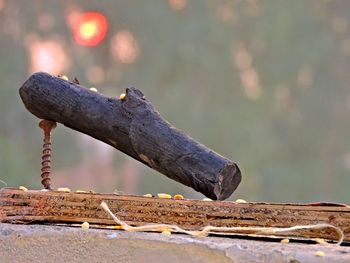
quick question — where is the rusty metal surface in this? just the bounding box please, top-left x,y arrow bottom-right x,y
38,120 -> 57,190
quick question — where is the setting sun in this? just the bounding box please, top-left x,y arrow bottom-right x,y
72,12 -> 108,46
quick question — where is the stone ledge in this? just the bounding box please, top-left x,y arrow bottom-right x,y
0,223 -> 349,263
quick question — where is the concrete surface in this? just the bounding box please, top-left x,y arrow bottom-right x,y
0,223 -> 349,263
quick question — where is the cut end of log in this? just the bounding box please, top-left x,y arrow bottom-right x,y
215,163 -> 241,200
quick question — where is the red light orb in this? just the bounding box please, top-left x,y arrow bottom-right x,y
72,12 -> 108,47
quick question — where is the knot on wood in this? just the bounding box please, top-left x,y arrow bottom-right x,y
120,87 -> 155,121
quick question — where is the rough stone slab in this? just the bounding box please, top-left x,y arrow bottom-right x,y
0,223 -> 349,263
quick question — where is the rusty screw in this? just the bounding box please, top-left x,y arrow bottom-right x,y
39,120 -> 57,190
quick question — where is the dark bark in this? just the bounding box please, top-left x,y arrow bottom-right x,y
19,72 -> 241,200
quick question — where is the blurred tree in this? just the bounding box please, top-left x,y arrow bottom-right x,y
0,0 -> 349,203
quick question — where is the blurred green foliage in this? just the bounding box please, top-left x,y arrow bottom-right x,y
0,0 -> 350,203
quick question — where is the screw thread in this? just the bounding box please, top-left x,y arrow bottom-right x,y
41,136 -> 52,189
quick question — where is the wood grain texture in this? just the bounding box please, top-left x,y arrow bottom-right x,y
1,189 -> 349,242
19,72 -> 241,200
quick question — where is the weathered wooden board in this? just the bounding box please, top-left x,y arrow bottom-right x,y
0,188 -> 349,242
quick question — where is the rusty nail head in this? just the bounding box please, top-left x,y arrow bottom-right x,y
39,120 -> 57,135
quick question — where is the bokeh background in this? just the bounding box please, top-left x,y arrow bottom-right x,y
1,0 -> 350,203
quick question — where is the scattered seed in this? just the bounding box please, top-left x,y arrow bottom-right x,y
143,193 -> 153,197
314,238 -> 328,245
59,75 -> 69,81
75,190 -> 88,193
235,199 -> 247,203
113,190 -> 124,195
157,193 -> 172,199
173,194 -> 184,200
18,186 -> 28,191
41,189 -> 49,192
81,222 -> 90,230
161,229 -> 171,235
202,198 -> 212,201
314,251 -> 325,257
107,233 -> 118,239
90,87 -> 98,92
280,239 -> 289,244
57,187 -> 71,192
119,93 -> 126,100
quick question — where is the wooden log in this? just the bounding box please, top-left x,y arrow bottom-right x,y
1,189 -> 349,242
19,72 -> 241,200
